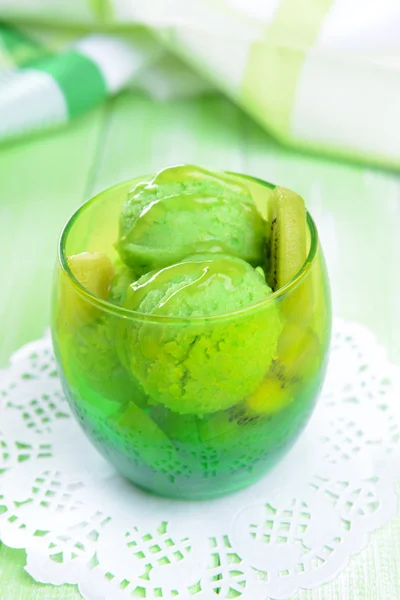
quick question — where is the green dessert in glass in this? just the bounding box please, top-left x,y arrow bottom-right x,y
52,165 -> 331,499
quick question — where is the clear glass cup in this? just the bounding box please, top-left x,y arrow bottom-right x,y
51,173 -> 331,500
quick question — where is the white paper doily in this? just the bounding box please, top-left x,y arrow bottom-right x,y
1,318 -> 400,600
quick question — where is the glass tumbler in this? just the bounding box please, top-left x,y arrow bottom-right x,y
51,173 -> 331,500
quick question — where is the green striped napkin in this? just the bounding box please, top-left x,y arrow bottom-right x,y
0,1 -> 399,169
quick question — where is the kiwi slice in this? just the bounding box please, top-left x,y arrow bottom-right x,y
68,252 -> 115,299
198,398 -> 295,476
198,403 -> 262,449
267,187 -> 307,292
60,252 -> 115,327
245,323 -> 321,416
245,374 -> 293,416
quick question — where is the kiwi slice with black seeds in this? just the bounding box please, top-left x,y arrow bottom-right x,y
266,187 -> 307,292
245,324 -> 321,416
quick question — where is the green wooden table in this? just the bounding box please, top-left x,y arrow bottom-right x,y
1,91 -> 400,599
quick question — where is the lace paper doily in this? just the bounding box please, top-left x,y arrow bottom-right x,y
1,319 -> 399,600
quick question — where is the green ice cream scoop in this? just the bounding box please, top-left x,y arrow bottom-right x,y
117,164 -> 266,276
118,254 -> 281,416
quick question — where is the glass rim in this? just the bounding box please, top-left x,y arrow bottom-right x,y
58,171 -> 319,324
